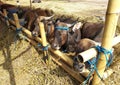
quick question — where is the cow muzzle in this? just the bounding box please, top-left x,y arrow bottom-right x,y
73,56 -> 85,72
32,31 -> 39,37
51,43 -> 61,50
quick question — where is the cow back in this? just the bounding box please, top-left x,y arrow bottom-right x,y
81,22 -> 104,40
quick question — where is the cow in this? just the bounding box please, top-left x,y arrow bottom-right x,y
51,19 -> 82,52
23,8 -> 54,31
31,15 -> 55,44
0,3 -> 26,21
81,22 -> 104,42
51,20 -> 104,52
73,38 -> 97,80
75,38 -> 97,53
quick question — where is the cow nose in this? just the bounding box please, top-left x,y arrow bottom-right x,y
52,43 -> 60,50
32,31 -> 38,37
73,62 -> 85,72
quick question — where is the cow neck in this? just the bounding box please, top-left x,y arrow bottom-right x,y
47,24 -> 53,36
63,31 -> 70,49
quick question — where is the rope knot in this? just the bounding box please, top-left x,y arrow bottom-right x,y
95,45 -> 113,67
16,28 -> 22,33
5,16 -> 9,20
95,45 -> 112,54
37,43 -> 49,51
42,44 -> 49,51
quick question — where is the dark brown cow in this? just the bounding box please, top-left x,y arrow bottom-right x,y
23,10 -> 37,31
81,22 -> 104,42
73,38 -> 97,74
23,8 -> 54,31
51,20 -> 82,52
31,15 -> 55,45
51,21 -> 104,52
0,3 -> 26,20
75,38 -> 96,53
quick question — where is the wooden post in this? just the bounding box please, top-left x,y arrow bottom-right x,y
30,0 -> 32,9
13,13 -> 21,30
92,0 -> 120,85
3,9 -> 10,26
38,21 -> 50,63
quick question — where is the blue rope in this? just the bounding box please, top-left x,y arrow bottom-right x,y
55,26 -> 69,30
13,28 -> 22,50
42,44 -> 49,51
7,9 -> 18,13
5,16 -> 9,20
16,28 -> 22,34
95,45 -> 113,68
83,45 -> 113,85
37,43 -> 49,51
37,43 -> 42,47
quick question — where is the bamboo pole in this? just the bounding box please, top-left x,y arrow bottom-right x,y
3,9 -> 10,26
30,0 -> 32,9
38,21 -> 50,63
92,0 -> 120,85
102,68 -> 113,80
77,34 -> 120,63
13,13 -> 21,30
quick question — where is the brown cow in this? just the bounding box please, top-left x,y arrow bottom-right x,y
51,20 -> 82,52
32,16 -> 55,44
0,3 -> 26,20
75,38 -> 96,53
81,22 -> 104,42
73,38 -> 97,74
23,8 -> 54,31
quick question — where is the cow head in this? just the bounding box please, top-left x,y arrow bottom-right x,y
51,19 -> 69,50
32,15 -> 54,37
73,38 -> 96,72
73,56 -> 85,72
51,20 -> 82,51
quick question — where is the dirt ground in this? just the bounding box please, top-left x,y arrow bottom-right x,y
0,0 -> 120,85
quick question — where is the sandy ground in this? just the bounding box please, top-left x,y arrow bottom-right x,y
0,0 -> 120,85
3,0 -> 109,21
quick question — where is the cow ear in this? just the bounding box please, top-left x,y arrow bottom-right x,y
55,19 -> 60,24
34,13 -> 38,18
75,37 -> 80,43
74,30 -> 81,43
